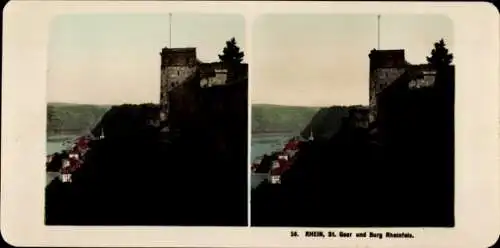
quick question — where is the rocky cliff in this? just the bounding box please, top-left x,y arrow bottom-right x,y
299,105 -> 368,141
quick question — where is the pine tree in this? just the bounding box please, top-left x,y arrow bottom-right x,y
426,39 -> 453,69
218,37 -> 244,66
426,39 -> 454,98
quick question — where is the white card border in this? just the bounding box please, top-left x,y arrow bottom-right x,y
1,1 -> 499,247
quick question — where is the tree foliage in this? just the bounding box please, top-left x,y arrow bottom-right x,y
426,39 -> 453,69
218,37 -> 244,66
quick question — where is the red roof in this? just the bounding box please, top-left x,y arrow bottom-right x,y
270,159 -> 291,175
61,166 -> 72,174
284,140 -> 300,151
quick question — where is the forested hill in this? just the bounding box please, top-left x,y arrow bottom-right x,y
47,102 -> 326,136
251,104 -> 367,139
251,104 -> 320,134
47,103 -> 111,136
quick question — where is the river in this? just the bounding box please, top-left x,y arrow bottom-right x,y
46,134 -> 78,154
46,135 -> 77,185
250,132 -> 295,162
250,132 -> 296,188
47,133 -> 294,159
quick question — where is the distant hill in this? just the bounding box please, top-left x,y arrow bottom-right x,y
47,102 -> 111,136
47,102 -> 327,137
251,104 -> 320,134
252,104 -> 369,140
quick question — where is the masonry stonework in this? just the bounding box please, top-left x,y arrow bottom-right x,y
160,48 -> 198,111
369,68 -> 406,122
163,66 -> 198,90
408,67 -> 436,89
160,47 -> 248,114
200,69 -> 228,87
368,49 -> 437,123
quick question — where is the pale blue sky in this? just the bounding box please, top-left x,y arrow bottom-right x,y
252,14 -> 453,107
47,14 -> 245,104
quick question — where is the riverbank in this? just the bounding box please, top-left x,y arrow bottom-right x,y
251,132 -> 294,162
47,134 -> 79,141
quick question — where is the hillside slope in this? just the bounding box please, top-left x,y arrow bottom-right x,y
300,105 -> 367,140
47,103 -> 113,135
251,104 -> 320,134
48,103 -> 321,135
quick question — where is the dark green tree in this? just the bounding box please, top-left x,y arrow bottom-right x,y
218,37 -> 244,66
426,38 -> 455,94
426,39 -> 453,69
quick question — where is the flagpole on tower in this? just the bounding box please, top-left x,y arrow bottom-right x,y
377,14 -> 381,50
169,13 -> 172,48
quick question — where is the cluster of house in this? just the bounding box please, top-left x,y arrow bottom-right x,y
46,134 -> 96,183
252,133 -> 314,185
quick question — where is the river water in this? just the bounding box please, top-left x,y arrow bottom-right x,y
46,135 -> 77,185
250,132 -> 295,188
46,134 -> 77,154
250,132 -> 294,162
47,133 -> 293,159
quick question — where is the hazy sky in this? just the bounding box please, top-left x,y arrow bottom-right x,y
252,14 -> 453,107
47,14 -> 245,105
47,14 -> 452,106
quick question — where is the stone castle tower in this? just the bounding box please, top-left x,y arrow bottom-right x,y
160,47 -> 198,112
368,49 -> 438,123
368,49 -> 407,122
